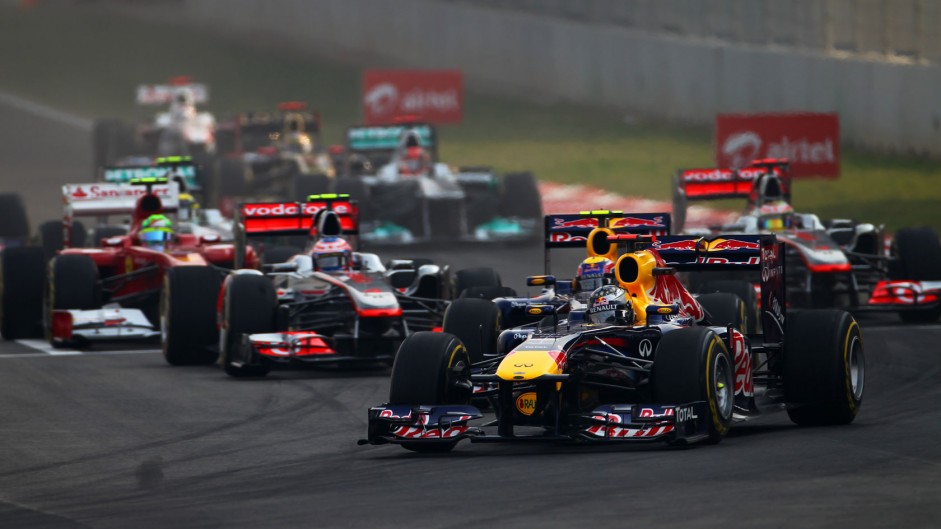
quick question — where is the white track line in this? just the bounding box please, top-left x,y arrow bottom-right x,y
9,339 -> 160,358
0,90 -> 93,131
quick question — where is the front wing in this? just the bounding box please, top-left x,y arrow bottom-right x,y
360,402 -> 712,448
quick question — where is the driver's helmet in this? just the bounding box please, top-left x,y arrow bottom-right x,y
139,214 -> 175,251
575,256 -> 614,294
587,285 -> 634,325
757,200 -> 795,231
398,146 -> 430,175
283,131 -> 313,155
310,236 -> 353,272
347,154 -> 374,177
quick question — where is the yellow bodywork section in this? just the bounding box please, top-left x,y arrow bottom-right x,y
614,251 -> 658,326
496,350 -> 564,381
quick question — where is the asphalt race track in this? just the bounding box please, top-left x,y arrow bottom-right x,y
2,98 -> 941,528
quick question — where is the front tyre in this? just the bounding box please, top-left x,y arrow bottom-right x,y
221,274 -> 275,377
784,310 -> 864,426
652,327 -> 734,445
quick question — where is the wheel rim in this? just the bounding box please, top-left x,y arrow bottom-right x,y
712,352 -> 734,420
847,335 -> 864,401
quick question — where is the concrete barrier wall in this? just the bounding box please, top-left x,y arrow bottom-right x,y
183,0 -> 941,157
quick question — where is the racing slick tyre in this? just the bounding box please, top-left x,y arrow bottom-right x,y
389,332 -> 472,453
0,193 -> 30,242
261,245 -> 299,265
652,327 -> 734,445
47,254 -> 100,345
92,119 -> 136,171
218,158 -> 250,198
221,273 -> 275,377
459,285 -> 517,300
891,227 -> 941,322
161,266 -> 222,366
292,173 -> 331,201
499,172 -> 542,223
443,298 -> 502,363
698,280 -> 758,334
784,310 -> 864,426
453,267 -> 502,298
39,220 -> 87,261
1,247 -> 46,340
697,292 -> 748,333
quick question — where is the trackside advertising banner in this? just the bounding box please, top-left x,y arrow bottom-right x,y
362,69 -> 463,125
715,113 -> 840,178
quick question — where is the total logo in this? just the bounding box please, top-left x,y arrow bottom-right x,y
723,131 -> 836,167
242,203 -> 350,217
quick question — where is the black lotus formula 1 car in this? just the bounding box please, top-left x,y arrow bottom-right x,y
361,213 -> 865,452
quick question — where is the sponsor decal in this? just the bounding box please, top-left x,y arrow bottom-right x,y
530,277 -> 545,285
515,392 -> 538,416
551,217 -> 599,230
708,238 -> 761,251
528,307 -> 543,315
609,216 -> 665,228
67,184 -> 173,201
656,307 -> 673,314
715,113 -> 840,178
653,239 -> 699,251
731,330 -> 754,397
585,408 -> 675,438
379,409 -> 472,439
549,232 -> 588,243
638,338 -> 653,358
681,169 -> 737,182
362,69 -> 463,125
676,406 -> 699,422
241,202 -> 351,217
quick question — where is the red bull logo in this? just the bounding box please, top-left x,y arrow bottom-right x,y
609,216 -> 665,228
653,239 -> 698,251
708,238 -> 761,251
551,217 -> 598,230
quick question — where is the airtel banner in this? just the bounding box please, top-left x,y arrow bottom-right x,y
362,69 -> 463,125
715,113 -> 840,178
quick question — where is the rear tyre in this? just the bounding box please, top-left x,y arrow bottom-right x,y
784,310 -> 864,426
221,274 -> 275,377
292,173 -> 331,201
389,332 -> 471,453
459,285 -> 517,300
39,220 -> 87,261
1,247 -> 46,339
697,292 -> 747,332
652,327 -> 734,445
699,280 -> 758,333
892,227 -> 941,322
453,267 -> 501,298
443,298 -> 502,363
161,267 -> 222,366
499,172 -> 541,221
0,193 -> 30,242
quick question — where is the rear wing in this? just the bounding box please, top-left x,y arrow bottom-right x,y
136,83 -> 208,105
672,158 -> 791,231
226,104 -> 323,153
233,195 -> 359,269
543,210 -> 670,275
102,159 -> 201,191
344,123 -> 438,168
650,234 -> 786,342
63,181 -> 180,217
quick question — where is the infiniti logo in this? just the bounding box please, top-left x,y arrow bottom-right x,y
638,339 -> 653,358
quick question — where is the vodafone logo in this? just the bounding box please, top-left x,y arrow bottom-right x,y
363,83 -> 398,116
242,203 -> 350,217
722,131 -> 763,169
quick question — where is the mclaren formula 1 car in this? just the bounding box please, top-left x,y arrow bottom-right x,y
332,122 -> 542,244
361,213 -> 865,452
173,195 -> 490,377
0,176 -> 257,347
672,158 -> 941,322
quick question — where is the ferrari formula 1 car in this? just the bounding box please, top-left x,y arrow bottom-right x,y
188,194 -> 490,377
333,122 -> 542,244
672,158 -> 941,322
361,213 -> 865,452
0,176 -> 257,348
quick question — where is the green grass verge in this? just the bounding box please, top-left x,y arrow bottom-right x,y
1,4 -> 938,232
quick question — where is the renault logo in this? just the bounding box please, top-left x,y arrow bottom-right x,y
638,339 -> 653,358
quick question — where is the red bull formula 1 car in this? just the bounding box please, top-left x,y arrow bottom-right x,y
360,212 -> 865,452
672,158 -> 941,322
